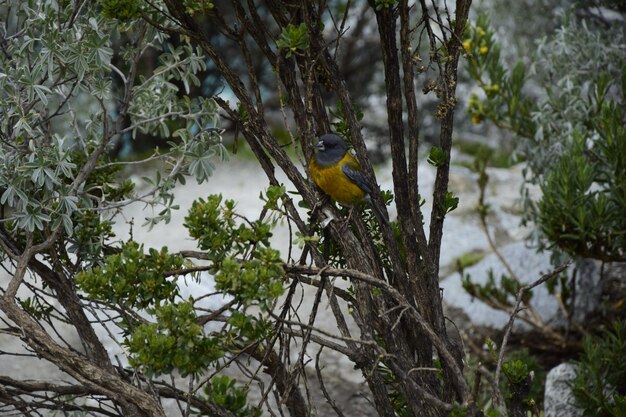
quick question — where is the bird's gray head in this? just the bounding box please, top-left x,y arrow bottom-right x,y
313,134 -> 348,166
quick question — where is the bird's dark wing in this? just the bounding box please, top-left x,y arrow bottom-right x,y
341,163 -> 372,195
342,159 -> 390,225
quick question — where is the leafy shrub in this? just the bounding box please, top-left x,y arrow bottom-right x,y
572,321 -> 626,417
464,10 -> 626,261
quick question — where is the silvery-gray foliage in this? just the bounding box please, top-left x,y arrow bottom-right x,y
0,0 -> 224,237
515,11 -> 626,258
0,1 -> 230,415
517,11 -> 626,179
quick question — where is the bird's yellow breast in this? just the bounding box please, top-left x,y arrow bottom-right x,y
309,153 -> 366,205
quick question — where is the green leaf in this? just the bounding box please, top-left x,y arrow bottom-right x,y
263,185 -> 286,210
427,146 -> 447,167
443,191 -> 459,214
33,84 -> 52,105
510,61 -> 526,94
276,23 -> 309,57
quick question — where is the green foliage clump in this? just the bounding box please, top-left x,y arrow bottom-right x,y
330,100 -> 364,140
453,251 -> 486,274
261,184 -> 287,212
503,357 -> 531,384
76,191 -> 286,380
374,0 -> 399,10
415,147 -> 460,213
183,0 -> 214,16
501,349 -> 545,414
216,250 -> 284,308
204,375 -> 261,417
1,139 -> 77,234
276,23 -> 309,57
572,321 -> 626,417
463,14 -> 534,136
19,297 -> 54,320
448,404 -> 469,417
468,343 -> 544,416
375,363 -> 413,417
69,210 -> 116,264
427,146 -> 448,167
76,241 -> 183,309
185,195 -> 273,261
126,301 -> 223,377
99,0 -> 142,21
444,191 -> 460,214
185,194 -> 284,308
538,92 -> 626,261
463,270 -> 531,307
227,310 -> 274,343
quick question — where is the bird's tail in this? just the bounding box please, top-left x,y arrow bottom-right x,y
365,195 -> 390,227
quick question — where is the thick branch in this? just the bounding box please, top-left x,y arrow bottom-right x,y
0,299 -> 166,417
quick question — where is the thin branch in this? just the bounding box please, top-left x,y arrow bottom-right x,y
287,273 -> 355,304
315,346 -> 347,417
285,263 -> 469,398
478,365 -> 507,416
494,260 -> 573,388
0,376 -> 97,396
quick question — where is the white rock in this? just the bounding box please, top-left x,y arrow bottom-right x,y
544,363 -> 584,417
440,241 -> 601,330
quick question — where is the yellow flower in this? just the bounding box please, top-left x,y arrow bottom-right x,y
463,40 -> 472,52
479,46 -> 489,55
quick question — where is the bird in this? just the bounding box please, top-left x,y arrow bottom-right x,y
309,133 -> 389,226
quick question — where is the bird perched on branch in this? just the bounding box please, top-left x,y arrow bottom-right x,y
309,133 -> 389,226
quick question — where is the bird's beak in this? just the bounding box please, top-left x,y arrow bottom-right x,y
313,140 -> 325,152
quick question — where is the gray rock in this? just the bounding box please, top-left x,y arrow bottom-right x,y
570,259 -> 604,323
440,241 -> 602,331
544,363 -> 584,417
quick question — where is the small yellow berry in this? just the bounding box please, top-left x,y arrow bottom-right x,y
479,46 -> 489,55
463,40 -> 472,52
